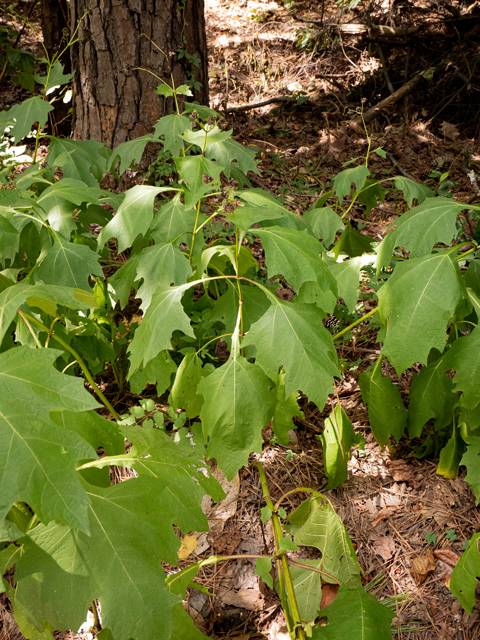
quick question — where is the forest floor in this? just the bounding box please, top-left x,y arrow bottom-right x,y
1,0 -> 480,639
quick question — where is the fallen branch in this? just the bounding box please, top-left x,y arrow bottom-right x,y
222,95 -> 298,113
385,152 -> 418,182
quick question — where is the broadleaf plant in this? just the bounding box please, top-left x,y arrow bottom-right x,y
1,62 -> 480,640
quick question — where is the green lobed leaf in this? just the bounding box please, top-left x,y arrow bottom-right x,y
34,61 -> 73,88
376,198 -> 472,272
253,226 -> 335,293
332,221 -> 374,259
450,532 -> 480,614
303,205 -> 344,247
128,350 -> 177,396
183,101 -> 219,120
255,557 -> 273,589
170,353 -> 209,419
149,192 -> 197,244
107,256 -> 140,308
227,206 -> 288,231
359,359 -> 407,446
286,496 -> 361,588
98,185 -> 175,253
7,97 -> 54,143
286,559 -> 323,622
407,355 -> 457,438
0,347 -> 99,532
198,326 -> 276,480
328,256 -> 365,311
437,423 -> 465,479
35,236 -> 103,289
127,282 -> 196,374
358,179 -> 385,217
333,165 -> 370,203
392,176 -> 434,208
205,135 -> 260,178
174,155 -> 222,208
378,251 -> 468,375
153,114 -> 191,156
49,409 -> 124,456
109,134 -> 155,175
181,125 -> 232,148
38,195 -> 77,239
311,585 -> 395,639
47,138 -> 111,188
321,405 -> 365,489
243,299 -> 339,409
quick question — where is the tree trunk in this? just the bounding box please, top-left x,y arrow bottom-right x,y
70,0 -> 208,147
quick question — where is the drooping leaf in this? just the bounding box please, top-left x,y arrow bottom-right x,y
253,226 -> 335,293
174,155 -> 222,208
36,179 -> 107,207
107,256 -> 140,308
459,436 -> 480,504
198,326 -> 276,480
170,353 -> 209,418
378,251 -> 467,375
134,241 -> 193,310
358,179 -> 385,217
0,347 -> 98,532
437,423 -> 465,479
128,282 -> 196,374
271,370 -> 303,445
0,283 -> 97,344
408,356 -> 457,438
181,125 -> 231,149
255,557 -> 273,589
377,198 -> 472,271
38,195 -> 77,239
450,532 -> 480,614
204,135 -> 260,177
98,185 -> 174,253
332,221 -> 374,259
128,350 -> 177,396
243,299 -> 339,409
444,327 -> 480,410
227,206 -> 289,231
35,236 -> 102,289
286,496 -> 361,588
321,405 -> 365,489
311,585 -> 395,639
153,114 -> 191,156
328,256 -> 365,311
7,97 -> 54,143
294,280 -> 336,315
303,205 -> 344,247
286,559 -> 323,622
49,409 -> 124,456
359,360 -> 407,446
34,61 -> 73,88
393,176 -> 434,207
109,134 -> 155,174
183,101 -> 219,120
333,165 -> 370,203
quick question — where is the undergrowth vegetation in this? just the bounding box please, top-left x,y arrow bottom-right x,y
1,52 -> 480,640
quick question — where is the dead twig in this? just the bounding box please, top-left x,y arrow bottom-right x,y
222,95 -> 298,113
385,152 -> 418,182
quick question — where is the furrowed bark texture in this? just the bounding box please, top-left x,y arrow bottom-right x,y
70,0 -> 208,147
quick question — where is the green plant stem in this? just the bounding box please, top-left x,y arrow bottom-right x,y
333,306 -> 379,341
274,487 -> 323,511
256,462 -> 305,640
195,333 -> 233,356
91,600 -> 101,630
17,310 -> 43,348
22,311 -> 121,421
189,197 -> 203,261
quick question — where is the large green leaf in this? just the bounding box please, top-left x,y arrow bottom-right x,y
0,348 -> 98,532
13,479 -> 182,638
135,242 -> 193,310
204,135 -> 260,178
311,585 -> 395,639
36,178 -> 108,208
198,328 -> 276,479
287,559 -> 323,622
286,496 -> 361,588
35,236 -> 103,289
38,195 -> 77,239
0,283 -> 97,344
170,353 -> 208,418
444,327 -> 480,410
98,185 -> 174,253
377,198 -> 472,271
109,134 -> 155,174
6,97 -> 54,144
328,256 -> 365,311
321,405 -> 365,489
450,532 -> 480,614
332,221 -> 374,259
392,176 -> 434,207
378,251 -> 467,374
333,165 -> 369,203
128,282 -> 196,374
150,192 -> 197,244
242,299 -> 339,409
271,370 -> 303,445
359,360 -> 407,446
128,350 -> 177,396
253,226 -> 335,293
47,138 -> 111,188
408,355 -> 457,437
50,409 -> 124,456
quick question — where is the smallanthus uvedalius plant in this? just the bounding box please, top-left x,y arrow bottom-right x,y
1,66 -> 480,639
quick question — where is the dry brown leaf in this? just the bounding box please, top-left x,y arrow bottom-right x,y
387,459 -> 415,483
410,550 -> 436,585
220,587 -> 265,611
177,533 -> 197,560
439,121 -> 460,140
375,535 -> 396,562
433,547 -> 461,568
319,583 -> 339,610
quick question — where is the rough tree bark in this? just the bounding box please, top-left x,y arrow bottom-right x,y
70,0 -> 208,147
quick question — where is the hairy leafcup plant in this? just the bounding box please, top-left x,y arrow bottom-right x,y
1,67 -> 480,639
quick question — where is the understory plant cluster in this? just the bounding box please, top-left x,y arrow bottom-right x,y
1,59 -> 480,640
